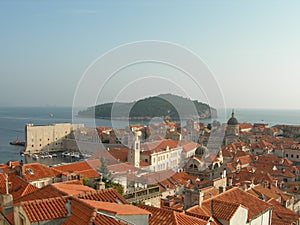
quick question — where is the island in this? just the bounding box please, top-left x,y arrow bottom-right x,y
78,93 -> 217,120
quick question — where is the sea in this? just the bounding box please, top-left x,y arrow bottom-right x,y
0,106 -> 299,164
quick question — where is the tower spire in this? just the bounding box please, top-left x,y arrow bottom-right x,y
232,109 -> 235,118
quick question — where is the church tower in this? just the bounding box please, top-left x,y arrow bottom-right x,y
226,110 -> 239,136
128,133 -> 140,168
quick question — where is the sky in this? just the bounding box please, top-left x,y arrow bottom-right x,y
0,1 -> 300,109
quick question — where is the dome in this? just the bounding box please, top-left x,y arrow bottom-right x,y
227,111 -> 238,125
195,146 -> 208,156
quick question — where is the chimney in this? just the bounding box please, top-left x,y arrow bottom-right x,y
198,189 -> 204,207
228,177 -> 233,187
222,168 -> 227,178
65,195 -> 72,217
210,200 -> 214,216
96,181 -> 105,190
78,174 -> 83,184
273,180 -> 278,187
183,188 -> 192,210
21,163 -> 26,176
0,175 -> 13,215
219,186 -> 225,194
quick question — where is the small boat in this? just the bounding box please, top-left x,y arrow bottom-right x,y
51,153 -> 57,157
45,154 -> 52,158
32,154 -> 39,160
81,153 -> 91,159
10,136 -> 25,146
62,152 -> 70,157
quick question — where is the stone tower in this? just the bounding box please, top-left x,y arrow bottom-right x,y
128,134 -> 140,168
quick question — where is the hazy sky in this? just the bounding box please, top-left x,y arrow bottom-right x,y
0,1 -> 299,109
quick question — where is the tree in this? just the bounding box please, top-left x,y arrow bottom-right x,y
105,181 -> 124,195
98,156 -> 111,180
82,176 -> 89,186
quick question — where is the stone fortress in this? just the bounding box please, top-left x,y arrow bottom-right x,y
24,123 -> 84,154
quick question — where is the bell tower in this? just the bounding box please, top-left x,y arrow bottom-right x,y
128,133 -> 140,168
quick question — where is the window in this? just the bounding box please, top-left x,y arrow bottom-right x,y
286,154 -> 289,157
39,144 -> 41,147
297,155 -> 299,159
291,154 -> 294,158
32,145 -> 34,147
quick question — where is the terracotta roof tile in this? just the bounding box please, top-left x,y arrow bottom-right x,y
51,182 -> 95,196
139,204 -> 208,225
82,199 -> 150,215
61,197 -> 123,225
53,160 -> 100,178
188,187 -> 272,221
14,184 -> 62,203
78,188 -> 127,204
21,163 -> 60,181
14,181 -> 95,203
20,197 -> 67,222
210,200 -> 241,221
268,198 -> 300,224
0,172 -> 38,199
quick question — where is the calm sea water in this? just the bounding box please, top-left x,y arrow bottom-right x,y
0,107 -> 299,164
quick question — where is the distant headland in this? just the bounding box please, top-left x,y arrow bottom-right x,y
78,93 -> 217,120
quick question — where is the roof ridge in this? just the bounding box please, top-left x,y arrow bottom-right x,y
202,187 -> 239,203
173,210 -> 179,225
21,196 -> 66,205
212,199 -> 240,207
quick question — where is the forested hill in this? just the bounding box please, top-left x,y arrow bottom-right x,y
78,94 -> 217,120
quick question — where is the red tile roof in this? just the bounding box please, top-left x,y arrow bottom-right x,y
20,197 -> 67,222
82,199 -> 150,215
139,204 -> 208,225
21,163 -> 60,181
51,182 -> 96,196
141,139 -> 180,155
0,172 -> 38,199
187,187 -> 272,222
108,146 -> 129,162
268,198 -> 300,225
61,197 -> 124,225
107,162 -> 136,174
78,188 -> 127,204
210,200 -> 242,221
14,181 -> 94,203
53,160 -> 99,178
